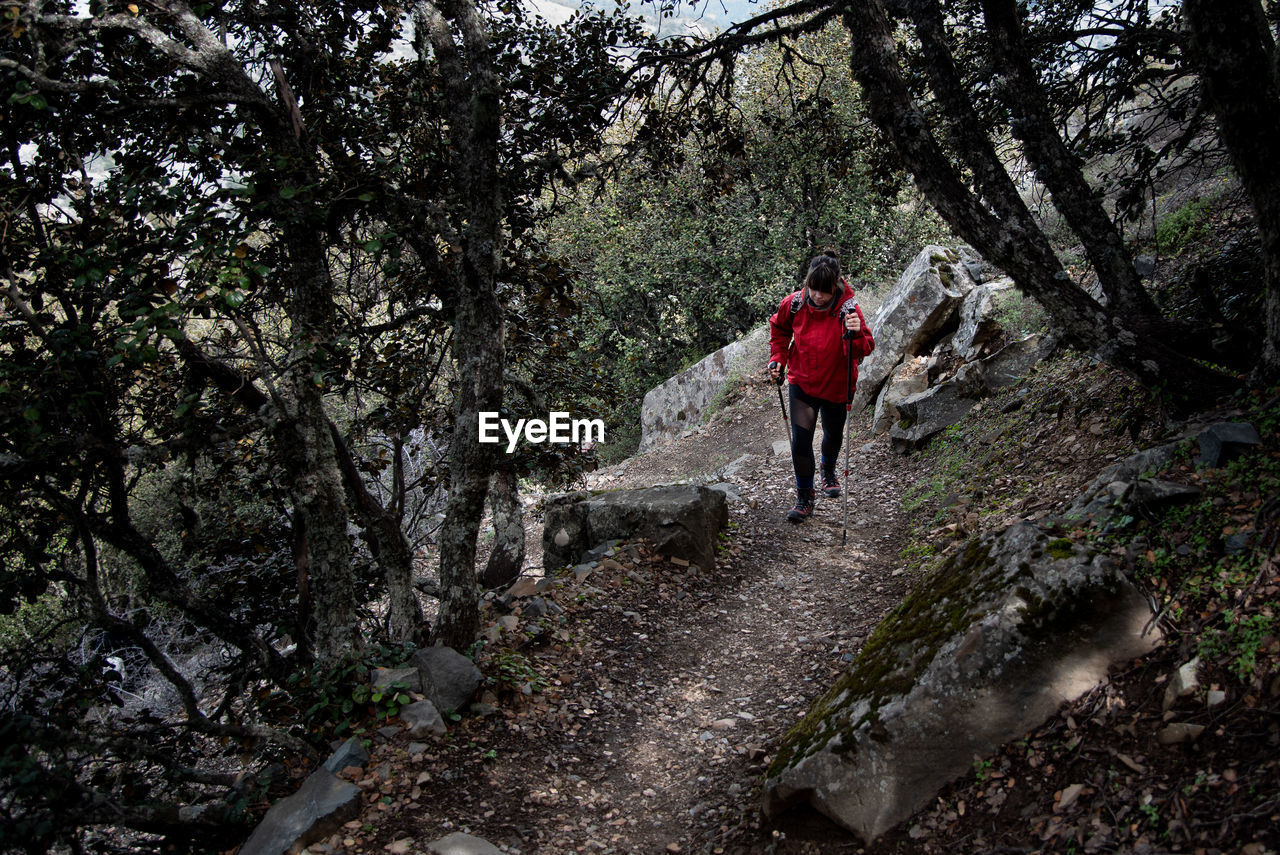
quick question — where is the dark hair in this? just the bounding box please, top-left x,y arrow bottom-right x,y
804,254 -> 841,294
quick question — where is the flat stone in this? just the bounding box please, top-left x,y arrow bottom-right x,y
763,521 -> 1159,844
1162,658 -> 1200,712
1158,722 -> 1205,745
239,770 -> 361,855
425,832 -> 505,855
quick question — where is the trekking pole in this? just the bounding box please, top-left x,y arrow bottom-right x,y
842,310 -> 858,547
770,362 -> 787,424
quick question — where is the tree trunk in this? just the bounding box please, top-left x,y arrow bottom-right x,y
977,0 -> 1161,321
417,0 -> 507,649
1182,0 -> 1280,383
329,424 -> 423,644
842,0 -> 1233,408
283,228 -> 359,664
480,462 -> 525,590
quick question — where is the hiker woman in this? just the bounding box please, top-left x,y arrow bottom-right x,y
768,253 -> 875,523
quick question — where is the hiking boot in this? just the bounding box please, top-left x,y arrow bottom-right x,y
786,489 -> 816,524
821,469 -> 841,499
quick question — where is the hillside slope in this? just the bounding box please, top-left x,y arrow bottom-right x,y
327,352 -> 1278,855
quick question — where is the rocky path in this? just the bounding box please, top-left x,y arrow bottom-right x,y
557,391 -> 923,853
334,383 -> 929,855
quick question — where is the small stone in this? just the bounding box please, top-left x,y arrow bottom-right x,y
1162,658 -> 1200,711
426,832 -> 505,855
1206,690 -> 1227,708
710,718 -> 737,731
386,840 -> 413,854
1158,723 -> 1205,745
1057,783 -> 1086,811
772,439 -> 790,458
497,615 -> 519,632
401,700 -> 447,738
554,527 -> 571,548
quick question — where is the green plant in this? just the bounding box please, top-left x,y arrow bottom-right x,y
1155,196 -> 1215,256
287,643 -> 419,739
487,649 -> 548,695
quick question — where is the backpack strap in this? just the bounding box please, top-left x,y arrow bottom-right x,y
790,292 -> 804,315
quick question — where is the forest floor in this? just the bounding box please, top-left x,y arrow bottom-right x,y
307,353 -> 1280,855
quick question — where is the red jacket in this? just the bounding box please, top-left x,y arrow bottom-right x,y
769,281 -> 875,404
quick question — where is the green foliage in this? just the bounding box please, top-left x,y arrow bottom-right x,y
285,643 -> 419,740
1155,196 -> 1216,256
545,23 -> 950,456
1116,388 -> 1280,686
990,288 -> 1049,338
486,648 -> 549,696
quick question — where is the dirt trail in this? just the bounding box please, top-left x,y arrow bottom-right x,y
556,383 -> 923,853
339,380 -> 931,855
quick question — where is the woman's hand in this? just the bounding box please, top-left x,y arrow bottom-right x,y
845,312 -> 862,333
768,361 -> 783,383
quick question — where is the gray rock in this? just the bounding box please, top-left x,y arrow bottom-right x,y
410,646 -> 483,715
238,770 -> 362,855
322,737 -> 370,774
581,540 -> 620,563
717,453 -> 754,480
952,278 -> 1013,361
541,485 -> 728,573
1197,422 -> 1261,469
401,700 -> 447,738
1064,442 -> 1183,524
639,326 -> 770,451
707,481 -> 743,504
871,356 -> 931,435
888,381 -> 982,452
772,439 -> 790,458
426,832 -> 505,855
1128,479 -> 1202,510
1225,531 -> 1253,555
1162,658 -> 1200,712
763,523 -> 1159,844
372,667 -> 422,694
977,334 -> 1043,390
1134,254 -> 1157,279
852,245 -> 978,413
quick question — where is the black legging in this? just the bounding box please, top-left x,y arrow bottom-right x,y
789,384 -> 847,490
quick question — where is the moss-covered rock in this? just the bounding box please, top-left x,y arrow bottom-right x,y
762,522 -> 1159,843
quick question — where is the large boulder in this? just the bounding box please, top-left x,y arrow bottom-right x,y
871,356 -> 931,435
640,325 -> 769,451
762,523 -> 1159,843
976,334 -> 1043,390
887,367 -> 984,452
542,485 -> 728,572
951,278 -> 1014,360
852,246 -> 978,413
